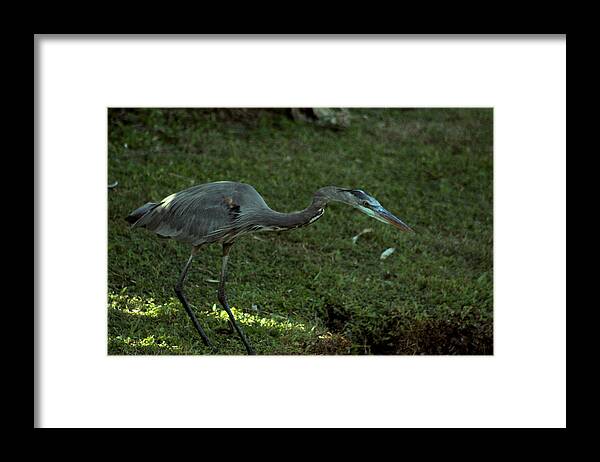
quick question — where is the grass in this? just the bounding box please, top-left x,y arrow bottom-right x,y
108,108 -> 493,355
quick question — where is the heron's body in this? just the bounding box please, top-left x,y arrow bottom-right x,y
127,180 -> 412,355
128,181 -> 327,247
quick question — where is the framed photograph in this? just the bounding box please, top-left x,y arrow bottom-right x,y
35,35 -> 566,428
107,107 -> 493,357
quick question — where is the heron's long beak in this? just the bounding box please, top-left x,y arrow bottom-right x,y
372,206 -> 414,232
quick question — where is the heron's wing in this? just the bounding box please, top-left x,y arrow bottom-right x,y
133,181 -> 269,246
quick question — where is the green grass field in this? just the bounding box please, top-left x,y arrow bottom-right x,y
108,108 -> 493,355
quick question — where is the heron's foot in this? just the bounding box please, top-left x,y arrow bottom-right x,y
200,337 -> 218,354
197,333 -> 218,353
215,320 -> 235,334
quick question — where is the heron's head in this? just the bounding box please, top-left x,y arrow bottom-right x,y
320,187 -> 414,232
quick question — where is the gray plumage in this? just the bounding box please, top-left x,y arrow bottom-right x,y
128,182 -> 272,246
126,180 -> 413,355
128,181 -> 335,247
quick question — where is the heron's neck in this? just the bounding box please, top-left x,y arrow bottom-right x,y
263,194 -> 328,231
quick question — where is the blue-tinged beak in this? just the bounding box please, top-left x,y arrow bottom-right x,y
368,205 -> 414,232
356,202 -> 414,232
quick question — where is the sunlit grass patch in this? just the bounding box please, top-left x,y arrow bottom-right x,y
107,289 -> 329,355
207,305 -> 307,332
108,334 -> 183,354
108,291 -> 180,319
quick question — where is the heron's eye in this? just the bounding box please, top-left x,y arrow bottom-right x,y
362,200 -> 370,207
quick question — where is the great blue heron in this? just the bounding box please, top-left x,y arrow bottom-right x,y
126,181 -> 413,355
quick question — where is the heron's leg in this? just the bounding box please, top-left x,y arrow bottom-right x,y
174,253 -> 216,352
218,243 -> 256,355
